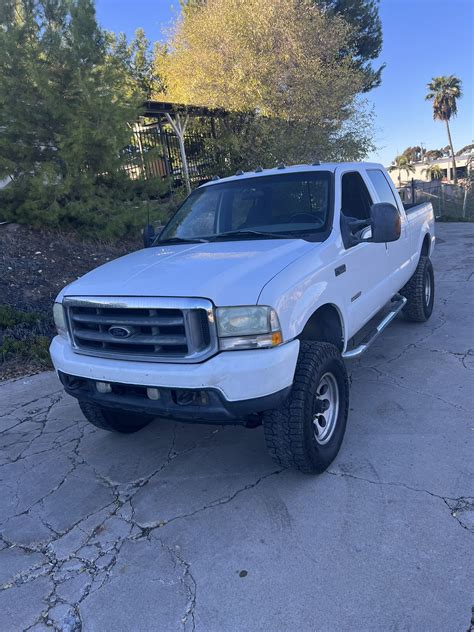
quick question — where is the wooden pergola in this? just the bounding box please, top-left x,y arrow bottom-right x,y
141,101 -> 226,193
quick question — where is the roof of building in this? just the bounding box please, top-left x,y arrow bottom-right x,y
142,100 -> 227,118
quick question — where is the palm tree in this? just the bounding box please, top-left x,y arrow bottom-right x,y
388,154 -> 415,187
425,75 -> 463,183
422,164 -> 443,181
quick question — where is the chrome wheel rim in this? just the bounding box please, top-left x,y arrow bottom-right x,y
425,270 -> 432,306
313,372 -> 339,445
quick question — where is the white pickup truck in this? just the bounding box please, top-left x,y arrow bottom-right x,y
50,162 -> 435,473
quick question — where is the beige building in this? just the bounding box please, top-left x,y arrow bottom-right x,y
387,152 -> 473,186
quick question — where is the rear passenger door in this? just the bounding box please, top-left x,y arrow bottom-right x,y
336,169 -> 392,337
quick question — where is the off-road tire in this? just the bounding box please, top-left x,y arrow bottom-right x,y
263,341 -> 349,474
79,401 -> 153,434
401,255 -> 434,322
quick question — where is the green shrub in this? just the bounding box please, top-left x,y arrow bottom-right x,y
0,335 -> 52,368
0,306 -> 46,328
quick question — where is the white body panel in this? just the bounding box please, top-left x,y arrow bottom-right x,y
57,239 -> 317,306
50,336 -> 300,401
51,162 -> 435,401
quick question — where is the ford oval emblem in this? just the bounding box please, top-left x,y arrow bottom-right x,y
108,326 -> 132,338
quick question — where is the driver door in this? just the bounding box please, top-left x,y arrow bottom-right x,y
336,168 -> 392,338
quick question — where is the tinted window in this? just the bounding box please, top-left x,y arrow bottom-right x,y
341,172 -> 373,221
160,171 -> 332,241
367,169 -> 398,206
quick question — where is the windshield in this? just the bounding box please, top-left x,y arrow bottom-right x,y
158,171 -> 332,242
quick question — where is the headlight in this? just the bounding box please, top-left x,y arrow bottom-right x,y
216,306 -> 282,350
53,302 -> 67,338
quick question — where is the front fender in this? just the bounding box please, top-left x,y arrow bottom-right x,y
258,241 -> 349,348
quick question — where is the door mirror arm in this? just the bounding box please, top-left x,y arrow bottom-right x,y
340,215 -> 371,248
143,224 -> 156,248
143,224 -> 164,248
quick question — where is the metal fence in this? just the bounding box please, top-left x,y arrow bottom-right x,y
398,179 -> 474,219
123,124 -> 216,187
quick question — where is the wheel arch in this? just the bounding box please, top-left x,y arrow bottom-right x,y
421,232 -> 431,257
297,303 -> 345,352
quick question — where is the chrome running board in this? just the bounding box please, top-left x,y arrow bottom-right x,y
342,295 -> 407,359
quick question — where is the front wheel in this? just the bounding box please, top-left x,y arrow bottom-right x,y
263,341 -> 349,474
79,401 -> 153,433
401,255 -> 435,322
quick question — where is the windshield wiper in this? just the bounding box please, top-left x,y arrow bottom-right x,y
208,229 -> 293,241
154,236 -> 209,246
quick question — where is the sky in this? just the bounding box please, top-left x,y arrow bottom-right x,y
95,0 -> 474,167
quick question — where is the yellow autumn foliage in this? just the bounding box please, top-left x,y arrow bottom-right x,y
155,0 -> 365,124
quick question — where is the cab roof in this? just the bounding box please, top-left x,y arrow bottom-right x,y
200,162 -> 385,187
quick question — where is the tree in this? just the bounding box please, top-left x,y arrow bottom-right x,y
180,0 -> 384,92
425,75 -> 463,184
156,0 -> 374,169
424,149 -> 444,160
402,146 -> 423,163
318,0 -> 384,91
0,0 -> 157,235
388,155 -> 415,187
457,143 -> 474,157
422,164 -> 443,181
158,0 -> 364,119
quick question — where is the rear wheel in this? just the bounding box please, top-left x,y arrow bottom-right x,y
79,401 -> 153,433
401,255 -> 434,322
263,341 -> 349,474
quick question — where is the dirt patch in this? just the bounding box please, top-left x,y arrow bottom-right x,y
0,223 -> 139,380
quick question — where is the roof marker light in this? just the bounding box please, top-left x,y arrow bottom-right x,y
235,169 -> 244,176
277,163 -> 286,170
255,166 -> 263,172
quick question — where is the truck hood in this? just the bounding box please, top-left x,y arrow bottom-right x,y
59,239 -> 318,305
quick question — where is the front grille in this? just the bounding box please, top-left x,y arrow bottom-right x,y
63,297 -> 217,363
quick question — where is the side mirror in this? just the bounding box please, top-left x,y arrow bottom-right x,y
369,203 -> 401,243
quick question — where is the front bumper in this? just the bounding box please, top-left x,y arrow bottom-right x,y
58,371 -> 291,422
50,336 -> 299,417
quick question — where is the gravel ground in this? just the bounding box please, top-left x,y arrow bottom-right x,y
0,223 -> 473,632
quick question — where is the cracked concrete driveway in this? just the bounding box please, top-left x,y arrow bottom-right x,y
1,223 -> 473,632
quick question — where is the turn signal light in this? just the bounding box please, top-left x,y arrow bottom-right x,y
272,331 -> 283,345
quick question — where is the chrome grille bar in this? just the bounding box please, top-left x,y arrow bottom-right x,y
62,296 -> 217,363
70,313 -> 184,327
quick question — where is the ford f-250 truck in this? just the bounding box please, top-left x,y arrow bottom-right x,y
50,162 -> 435,473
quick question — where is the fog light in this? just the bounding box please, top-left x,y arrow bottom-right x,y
174,390 -> 208,406
146,387 -> 161,400
96,382 -> 112,394
176,390 -> 195,406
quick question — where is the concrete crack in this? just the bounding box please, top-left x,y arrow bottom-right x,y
134,468 -> 285,533
326,470 -> 473,533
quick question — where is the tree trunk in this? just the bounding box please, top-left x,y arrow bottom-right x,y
462,186 -> 468,218
166,112 -> 191,194
445,119 -> 457,184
